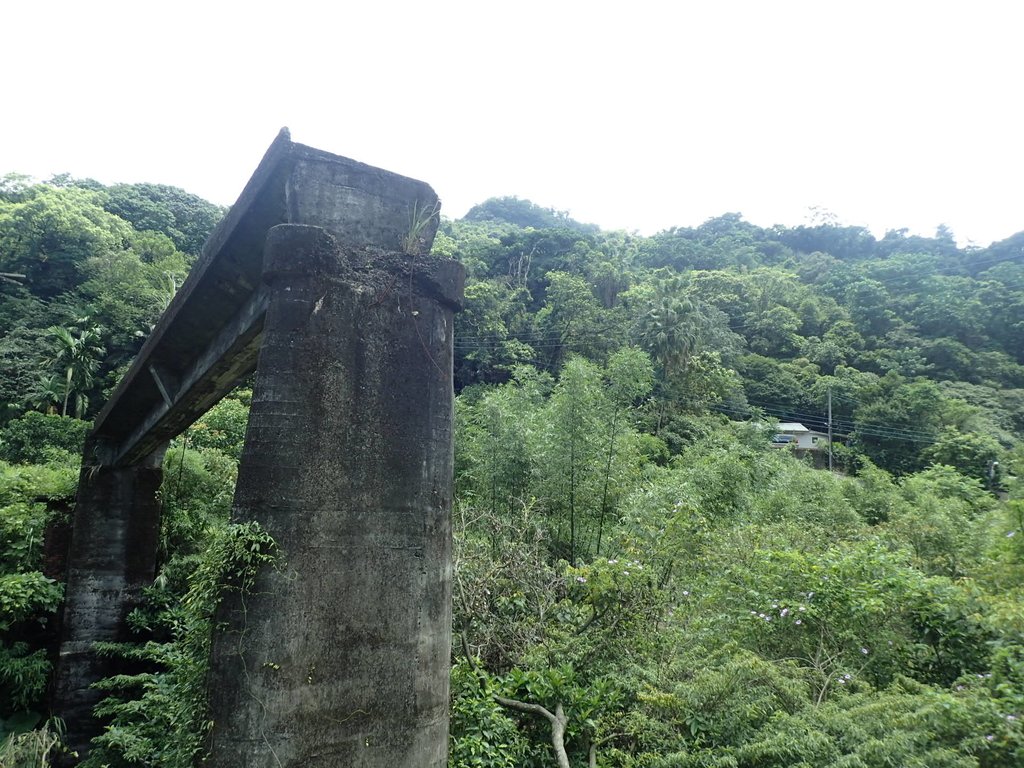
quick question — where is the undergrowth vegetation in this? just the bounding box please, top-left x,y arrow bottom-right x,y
1,182 -> 1023,765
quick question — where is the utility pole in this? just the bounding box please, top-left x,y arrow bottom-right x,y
827,386 -> 833,472
989,459 -> 999,491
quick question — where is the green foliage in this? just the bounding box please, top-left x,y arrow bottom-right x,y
0,185 -> 134,299
101,182 -> 224,257
0,641 -> 53,715
463,197 -> 598,233
923,427 -> 1004,484
736,354 -> 820,420
445,199 -> 1024,482
186,390 -> 251,461
457,354 -> 653,566
499,664 -> 625,765
2,175 -> 1024,765
534,271 -> 609,367
976,498 -> 1024,591
0,717 -> 66,767
883,465 -> 994,577
455,280 -> 536,386
627,647 -> 808,753
82,521 -> 278,768
0,177 -> 202,424
540,357 -> 606,563
454,369 -> 1024,766
0,324 -> 50,424
44,321 -> 104,418
0,459 -> 78,505
851,376 -> 947,474
0,459 -> 74,720
158,442 -> 238,561
456,367 -> 549,521
0,573 -> 62,632
449,662 -> 527,767
0,501 -> 49,575
0,411 -> 90,465
402,199 -> 441,256
646,676 -> 1023,768
454,501 -> 565,674
0,463 -> 73,584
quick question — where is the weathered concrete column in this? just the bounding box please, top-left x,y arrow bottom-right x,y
51,446 -> 166,759
206,224 -> 464,767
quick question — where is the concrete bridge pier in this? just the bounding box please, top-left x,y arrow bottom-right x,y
205,224 -> 463,767
46,133 -> 462,765
51,445 -> 166,759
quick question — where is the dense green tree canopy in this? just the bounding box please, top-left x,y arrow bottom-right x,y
2,174 -> 1024,766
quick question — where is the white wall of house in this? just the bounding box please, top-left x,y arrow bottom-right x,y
773,423 -> 830,451
795,432 -> 829,450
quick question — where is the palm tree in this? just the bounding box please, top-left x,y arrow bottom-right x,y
27,375 -> 65,415
639,295 -> 699,380
636,284 -> 703,434
47,323 -> 104,418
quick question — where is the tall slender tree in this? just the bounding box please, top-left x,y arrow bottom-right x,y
46,323 -> 104,418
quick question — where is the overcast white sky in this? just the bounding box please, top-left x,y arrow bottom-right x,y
4,1 -> 1022,245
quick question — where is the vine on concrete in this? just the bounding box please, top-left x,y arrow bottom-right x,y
82,521 -> 279,768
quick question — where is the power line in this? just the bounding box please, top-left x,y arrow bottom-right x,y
455,329 -> 981,445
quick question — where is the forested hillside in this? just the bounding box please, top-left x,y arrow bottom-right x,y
1,178 -> 1023,766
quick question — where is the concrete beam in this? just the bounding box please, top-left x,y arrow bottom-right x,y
102,286 -> 268,466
